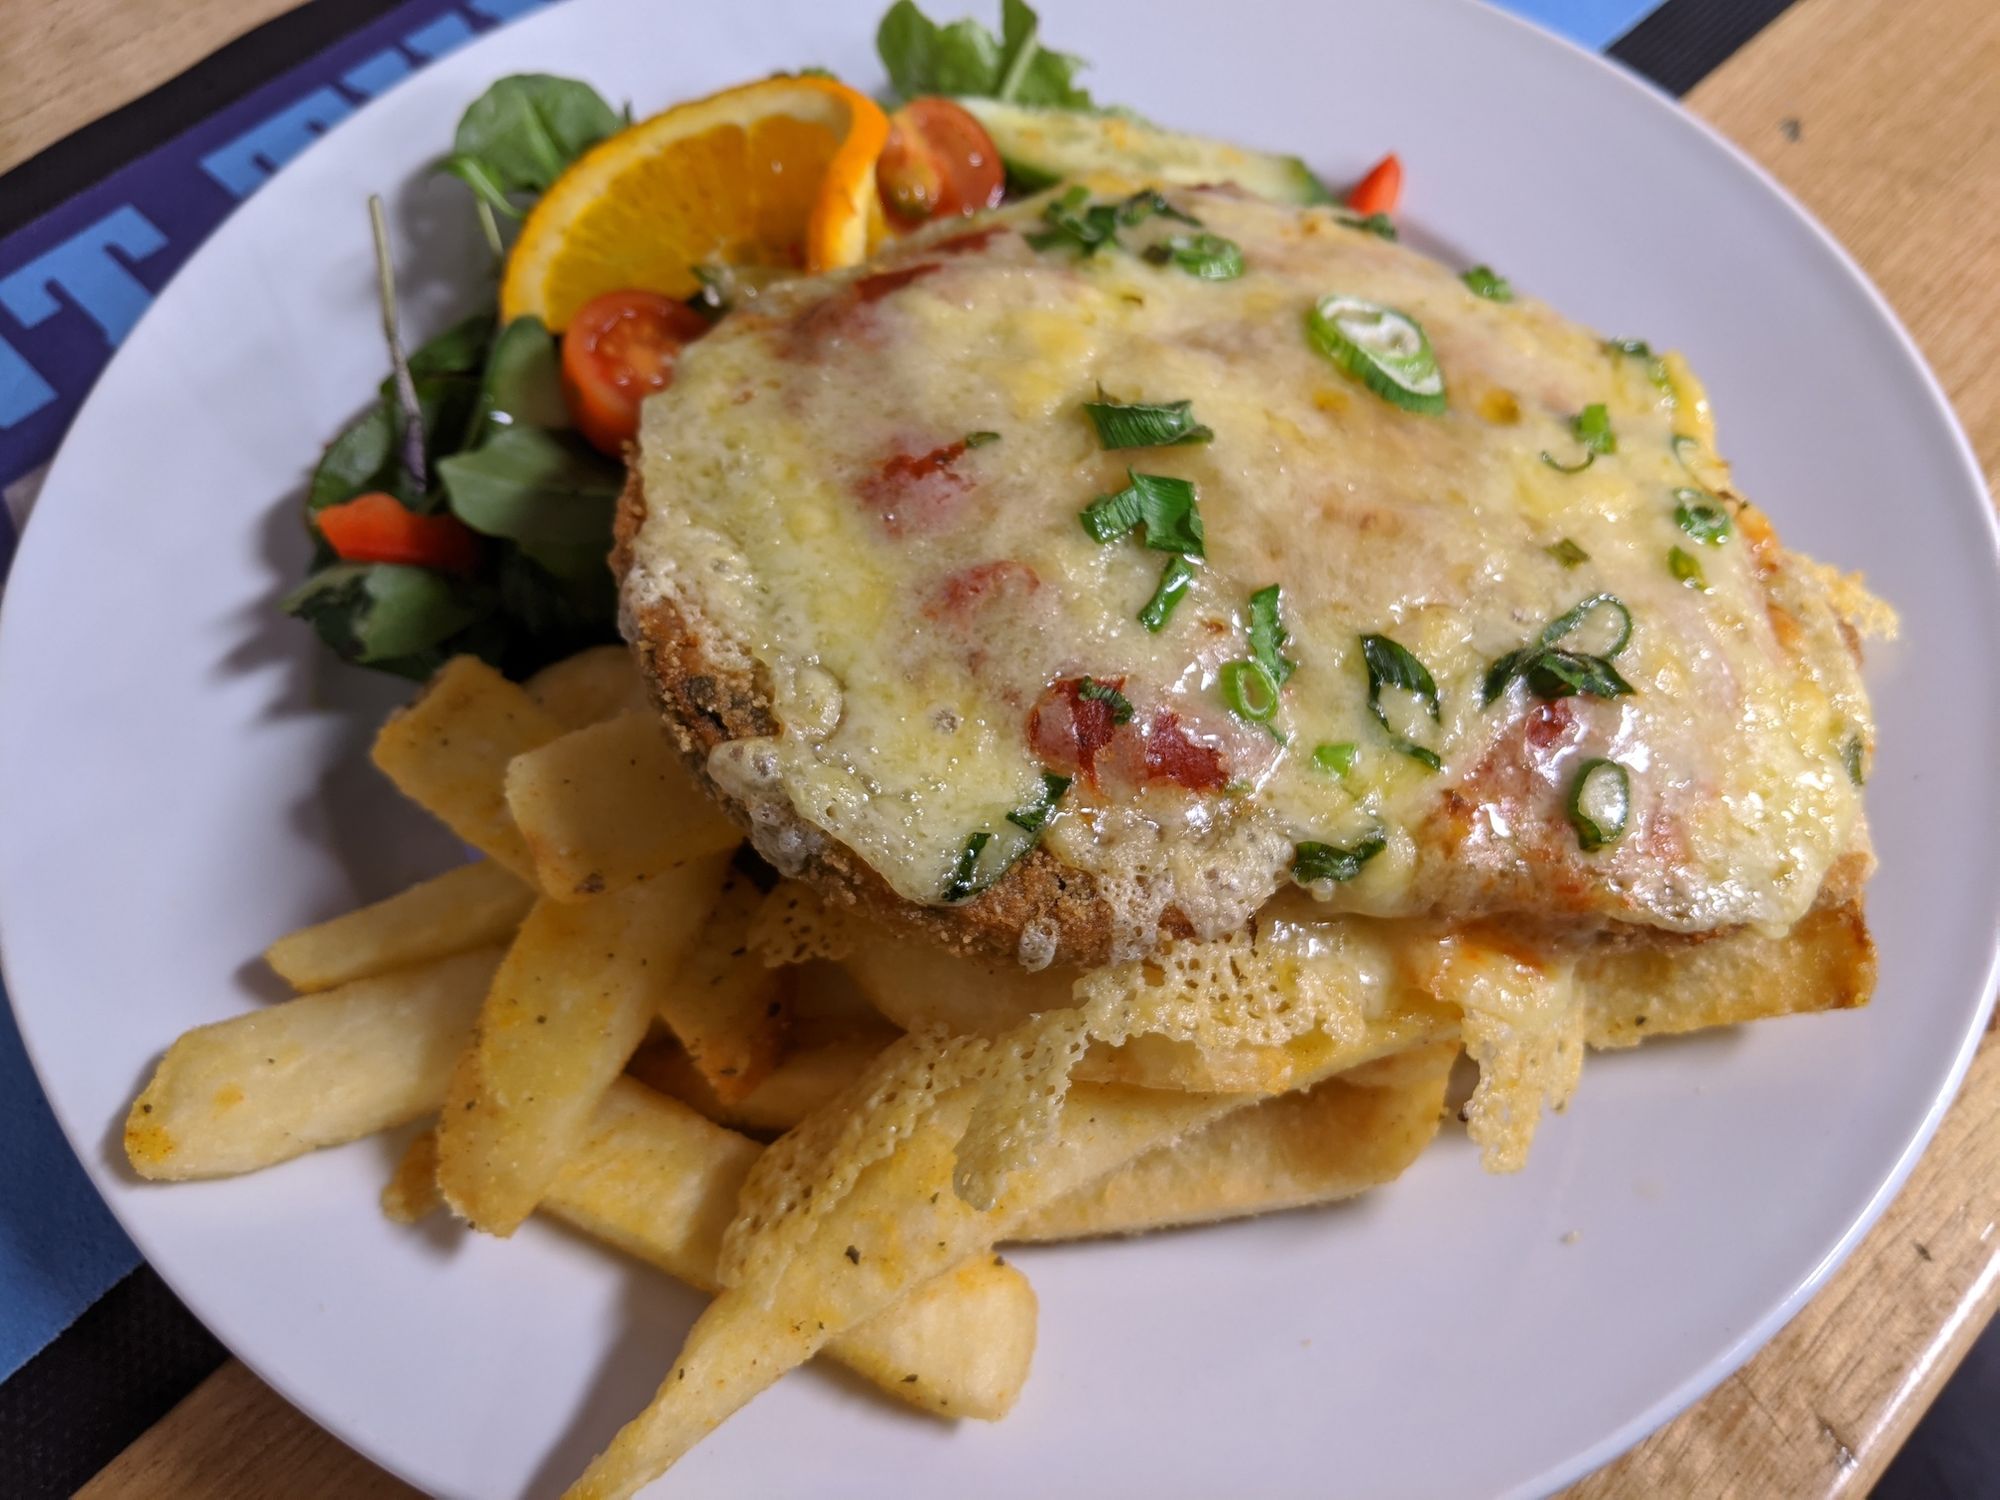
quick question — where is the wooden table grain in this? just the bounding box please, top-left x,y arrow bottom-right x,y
13,0 -> 1998,1494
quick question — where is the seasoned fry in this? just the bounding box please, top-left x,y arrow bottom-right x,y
525,645 -> 653,730
125,946 -> 504,1181
382,1127 -> 443,1224
265,860 -> 533,992
1018,1044 -> 1454,1241
436,855 -> 731,1235
562,1005 -> 1448,1497
371,656 -> 565,880
504,710 -> 741,901
546,1078 -> 1034,1419
648,866 -> 790,1102
627,1031 -> 894,1134
842,925 -> 1069,1035
381,1083 -> 1038,1419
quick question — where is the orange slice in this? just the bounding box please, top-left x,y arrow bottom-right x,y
500,76 -> 890,331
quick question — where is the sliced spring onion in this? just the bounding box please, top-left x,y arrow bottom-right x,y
1312,741 -> 1357,776
964,430 -> 1002,448
1080,470 -> 1205,554
1547,538 -> 1590,568
1462,265 -> 1514,301
1247,584 -> 1296,685
1143,232 -> 1245,280
1573,403 -> 1616,455
1544,592 -> 1633,656
1524,650 -> 1634,701
1027,186 -> 1121,256
1306,296 -> 1447,414
1603,338 -> 1652,358
1540,450 -> 1595,474
1673,488 -> 1732,544
1293,834 -> 1388,884
1360,633 -> 1442,770
1140,554 -> 1198,631
1567,758 -> 1631,851
1668,545 -> 1709,591
1671,433 -> 1705,472
1076,676 -> 1134,724
1220,659 -> 1280,723
1083,396 -> 1214,450
1843,735 -> 1867,787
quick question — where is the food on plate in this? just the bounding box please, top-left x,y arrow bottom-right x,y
126,3 -> 1893,1495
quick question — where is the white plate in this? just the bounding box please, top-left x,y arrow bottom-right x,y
3,1 -> 1996,1495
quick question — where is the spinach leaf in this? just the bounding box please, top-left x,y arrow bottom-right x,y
405,311 -> 497,380
282,563 -> 487,673
877,0 -> 1094,107
492,551 -> 619,672
470,316 -> 568,444
438,75 -> 622,215
438,426 -> 621,576
309,400 -> 397,513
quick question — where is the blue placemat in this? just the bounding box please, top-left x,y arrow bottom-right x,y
0,0 -> 1797,1488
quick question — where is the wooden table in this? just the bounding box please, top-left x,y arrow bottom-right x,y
7,0 -> 1997,1494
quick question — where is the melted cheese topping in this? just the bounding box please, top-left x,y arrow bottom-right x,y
627,185 -> 1879,952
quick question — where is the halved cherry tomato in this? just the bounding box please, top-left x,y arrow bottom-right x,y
560,289 -> 713,455
1347,152 -> 1403,216
317,491 -> 481,574
876,97 -> 1006,225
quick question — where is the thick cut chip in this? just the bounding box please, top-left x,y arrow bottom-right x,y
843,925 -> 1072,1034
628,1032 -> 894,1134
380,1083 -> 1036,1419
1017,1043 -> 1454,1241
371,656 -> 566,881
437,855 -> 730,1235
649,866 -> 791,1102
264,860 -> 533,992
747,881 -> 856,966
546,1078 -> 1033,1419
504,710 -> 742,901
125,946 -> 503,1181
382,1127 -> 443,1223
526,646 -> 654,730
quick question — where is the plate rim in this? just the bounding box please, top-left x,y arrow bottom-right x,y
1,0 -> 1996,1494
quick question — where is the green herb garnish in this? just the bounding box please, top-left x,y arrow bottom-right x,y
1312,742 -> 1357,776
1006,771 -> 1073,833
1293,834 -> 1388,884
1673,488 -> 1732,544
1083,396 -> 1214,450
1027,185 -> 1122,256
1573,403 -> 1616,454
1462,265 -> 1514,301
1547,538 -> 1590,568
1080,470 -> 1205,553
1076,676 -> 1134,724
1567,758 -> 1631,851
1669,545 -> 1709,591
1143,232 -> 1245,280
1336,211 -> 1398,240
964,429 -> 1002,448
1483,593 -> 1634,704
1842,735 -> 1867,787
1139,554 -> 1198,632
1360,633 -> 1442,770
1246,585 -> 1296,685
941,831 -> 994,902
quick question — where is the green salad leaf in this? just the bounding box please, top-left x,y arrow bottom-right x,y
438,426 -> 623,577
438,74 -> 622,213
282,564 -> 488,676
877,0 -> 1094,108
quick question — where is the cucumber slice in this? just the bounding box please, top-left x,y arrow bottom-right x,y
958,99 -> 1332,206
1306,295 -> 1448,415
